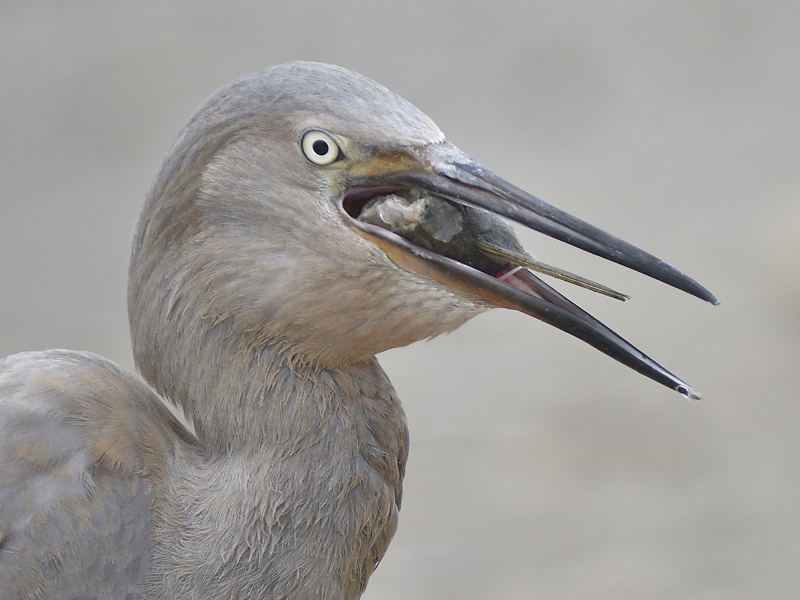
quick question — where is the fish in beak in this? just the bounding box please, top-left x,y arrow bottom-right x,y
339,142 -> 718,399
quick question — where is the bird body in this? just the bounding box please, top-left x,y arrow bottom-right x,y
0,347 -> 404,598
0,351 -> 173,599
0,62 -> 715,599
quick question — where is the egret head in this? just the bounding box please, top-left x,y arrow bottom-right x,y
129,62 -> 716,398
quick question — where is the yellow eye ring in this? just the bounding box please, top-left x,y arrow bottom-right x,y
301,131 -> 340,165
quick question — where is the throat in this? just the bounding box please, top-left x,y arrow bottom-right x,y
159,339 -> 406,458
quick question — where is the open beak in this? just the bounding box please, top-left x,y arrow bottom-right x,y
339,142 -> 718,399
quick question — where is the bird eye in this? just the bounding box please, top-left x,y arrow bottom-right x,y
301,131 -> 340,165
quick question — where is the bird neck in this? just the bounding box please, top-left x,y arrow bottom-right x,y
151,325 -> 403,457
149,338 -> 409,599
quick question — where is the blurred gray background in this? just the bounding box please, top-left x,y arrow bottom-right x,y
1,1 -> 798,598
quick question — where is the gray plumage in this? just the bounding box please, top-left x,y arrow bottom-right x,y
0,62 -> 472,600
0,62 -> 715,600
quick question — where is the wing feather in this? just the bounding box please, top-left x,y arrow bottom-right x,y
0,350 -> 194,600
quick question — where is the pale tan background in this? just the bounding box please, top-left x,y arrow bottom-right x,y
1,2 -> 798,598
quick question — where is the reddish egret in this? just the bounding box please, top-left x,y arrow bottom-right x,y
0,62 -> 716,599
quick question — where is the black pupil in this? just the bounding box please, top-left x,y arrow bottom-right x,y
312,139 -> 329,156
